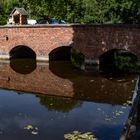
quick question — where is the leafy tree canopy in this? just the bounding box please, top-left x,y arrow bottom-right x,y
0,0 -> 140,25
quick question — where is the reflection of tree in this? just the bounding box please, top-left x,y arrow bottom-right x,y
36,95 -> 82,113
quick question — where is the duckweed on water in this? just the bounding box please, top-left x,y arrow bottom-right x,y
64,131 -> 98,140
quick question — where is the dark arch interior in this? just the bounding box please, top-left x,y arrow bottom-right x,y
10,45 -> 36,59
100,49 -> 119,64
99,49 -> 138,73
49,46 -> 72,61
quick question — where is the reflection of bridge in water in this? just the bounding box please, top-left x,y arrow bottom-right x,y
0,59 -> 136,105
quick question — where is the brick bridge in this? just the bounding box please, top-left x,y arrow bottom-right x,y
0,24 -> 140,64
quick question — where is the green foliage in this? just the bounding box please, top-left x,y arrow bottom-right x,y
0,15 -> 7,25
114,53 -> 138,72
0,0 -> 140,24
71,48 -> 85,70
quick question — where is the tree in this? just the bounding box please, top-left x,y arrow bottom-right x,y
0,0 -> 140,25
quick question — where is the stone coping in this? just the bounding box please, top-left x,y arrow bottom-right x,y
1,24 -> 140,28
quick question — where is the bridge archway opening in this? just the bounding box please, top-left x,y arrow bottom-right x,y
49,46 -> 72,61
99,49 -> 138,73
9,45 -> 36,59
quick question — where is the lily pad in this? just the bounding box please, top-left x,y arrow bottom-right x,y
24,125 -> 39,135
31,131 -> 38,135
24,125 -> 33,130
64,131 -> 98,140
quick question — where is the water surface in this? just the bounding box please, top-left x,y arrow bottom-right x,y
0,59 -> 137,140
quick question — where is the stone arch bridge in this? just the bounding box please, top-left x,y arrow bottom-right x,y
0,24 -> 140,64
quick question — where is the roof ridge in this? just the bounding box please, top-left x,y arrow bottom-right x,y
10,7 -> 28,16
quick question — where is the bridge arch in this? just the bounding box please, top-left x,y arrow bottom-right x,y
9,45 -> 36,59
49,46 -> 72,61
49,46 -> 85,70
99,48 -> 138,64
99,48 -> 138,72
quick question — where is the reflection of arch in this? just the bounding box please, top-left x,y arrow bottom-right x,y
10,45 -> 36,59
10,59 -> 36,74
99,49 -> 138,73
49,46 -> 72,61
48,61 -> 135,104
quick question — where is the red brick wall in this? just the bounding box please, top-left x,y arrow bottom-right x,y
72,25 -> 140,62
0,24 -> 140,61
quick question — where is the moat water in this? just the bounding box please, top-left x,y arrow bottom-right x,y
0,59 -> 137,140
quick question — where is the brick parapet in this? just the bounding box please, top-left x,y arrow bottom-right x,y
0,24 -> 140,62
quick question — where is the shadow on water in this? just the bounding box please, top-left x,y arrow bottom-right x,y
49,60 -> 137,105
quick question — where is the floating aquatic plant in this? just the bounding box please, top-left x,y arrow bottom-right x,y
24,124 -> 38,135
64,131 -> 98,140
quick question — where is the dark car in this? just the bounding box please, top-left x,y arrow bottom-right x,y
36,19 -> 49,24
36,19 -> 66,24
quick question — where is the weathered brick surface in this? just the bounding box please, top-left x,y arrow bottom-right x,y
0,24 -> 140,60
